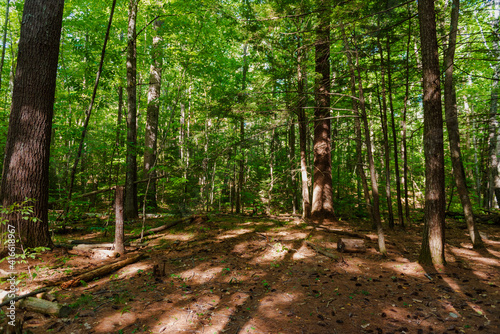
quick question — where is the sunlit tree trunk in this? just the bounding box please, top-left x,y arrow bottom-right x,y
311,0 -> 334,219
0,0 -> 64,249
125,0 -> 139,219
418,0 -> 446,266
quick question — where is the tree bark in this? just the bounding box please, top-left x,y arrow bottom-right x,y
311,0 -> 334,219
114,186 -> 125,255
355,48 -> 387,256
488,0 -> 500,209
443,0 -> 483,249
236,44 -> 248,214
144,19 -> 163,210
0,0 -> 10,90
386,38 -> 404,228
418,0 -> 446,266
0,0 -> 64,249
376,37 -> 394,229
297,42 -> 311,218
125,0 -> 139,219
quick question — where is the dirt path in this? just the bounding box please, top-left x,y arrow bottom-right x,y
1,215 -> 499,333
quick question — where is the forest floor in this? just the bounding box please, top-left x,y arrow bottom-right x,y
1,212 -> 500,334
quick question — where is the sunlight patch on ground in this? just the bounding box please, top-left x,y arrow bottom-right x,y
175,264 -> 224,284
256,292 -> 298,322
216,228 -> 253,240
94,310 -> 137,333
449,245 -> 500,268
292,242 -> 316,261
155,233 -> 195,241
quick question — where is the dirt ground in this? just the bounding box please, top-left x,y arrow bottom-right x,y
1,213 -> 499,334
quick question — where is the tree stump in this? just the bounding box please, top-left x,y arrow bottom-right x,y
337,238 -> 366,253
114,186 -> 125,256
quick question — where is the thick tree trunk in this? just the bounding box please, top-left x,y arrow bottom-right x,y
311,0 -> 334,219
418,0 -> 446,266
444,0 -> 483,249
0,0 -> 64,249
144,20 -> 163,210
125,0 -> 139,219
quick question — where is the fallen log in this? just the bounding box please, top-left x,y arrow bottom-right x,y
337,238 -> 366,253
61,253 -> 145,289
305,241 -> 339,261
0,288 -> 50,307
0,288 -> 70,318
19,297 -> 71,317
126,216 -> 194,241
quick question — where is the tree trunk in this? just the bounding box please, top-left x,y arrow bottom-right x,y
418,0 -> 446,266
311,0 -> 334,219
0,0 -> 10,90
114,186 -> 125,255
386,38 -> 404,228
341,26 -> 372,223
488,0 -> 500,209
297,43 -> 311,219
125,0 -> 139,219
355,48 -> 386,256
289,117 -> 298,214
443,0 -> 483,248
402,4 -> 412,225
144,19 -> 162,210
376,36 -> 394,229
236,44 -> 248,214
0,0 -> 64,249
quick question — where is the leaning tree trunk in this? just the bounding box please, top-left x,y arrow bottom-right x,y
444,0 -> 483,249
418,0 -> 446,266
311,0 -> 334,219
144,19 -> 163,210
355,47 -> 387,256
0,0 -> 64,249
125,0 -> 139,219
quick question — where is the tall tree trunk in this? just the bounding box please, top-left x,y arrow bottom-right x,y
289,117 -> 298,214
0,0 -> 10,90
297,42 -> 311,218
236,44 -> 248,214
0,0 -> 64,249
144,19 -> 162,210
386,38 -> 404,228
311,0 -> 334,219
355,49 -> 387,256
402,3 -> 412,225
342,26 -> 372,223
418,0 -> 446,266
488,0 -> 500,208
125,0 -> 139,219
376,37 -> 394,229
444,0 -> 483,248
66,0 -> 117,208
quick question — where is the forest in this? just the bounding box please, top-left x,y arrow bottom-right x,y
0,0 -> 499,333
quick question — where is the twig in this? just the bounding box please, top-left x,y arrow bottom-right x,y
0,287 -> 50,307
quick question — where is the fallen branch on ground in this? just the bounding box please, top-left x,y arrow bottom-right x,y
305,241 -> 339,261
60,253 -> 145,289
